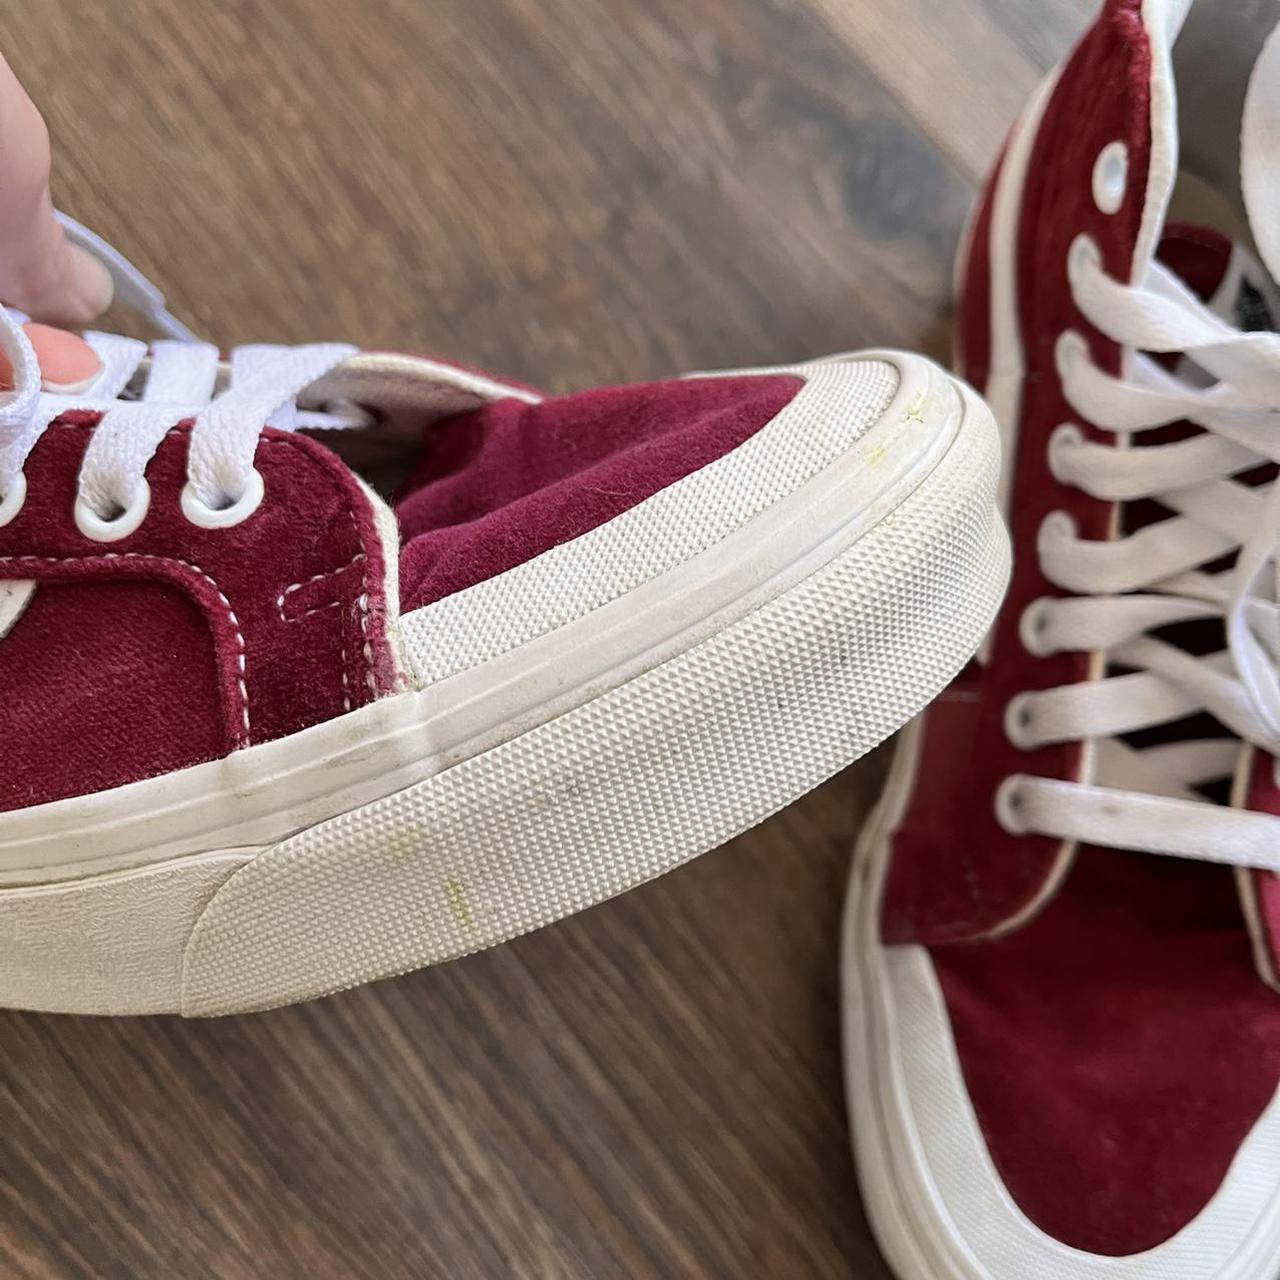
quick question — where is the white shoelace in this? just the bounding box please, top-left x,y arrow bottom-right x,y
0,304 -> 361,536
999,235 -> 1280,875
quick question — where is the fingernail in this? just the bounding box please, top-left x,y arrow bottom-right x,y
70,246 -> 113,320
0,324 -> 105,393
26,323 -> 103,392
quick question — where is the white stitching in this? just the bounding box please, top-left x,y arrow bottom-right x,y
262,454 -> 378,702
0,551 -> 252,745
275,553 -> 368,622
21,427 -> 384,718
357,592 -> 376,697
347,509 -> 377,698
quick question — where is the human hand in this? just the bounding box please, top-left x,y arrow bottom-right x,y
0,54 -> 111,388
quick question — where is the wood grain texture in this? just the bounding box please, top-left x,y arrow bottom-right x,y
1,1 -> 1091,1276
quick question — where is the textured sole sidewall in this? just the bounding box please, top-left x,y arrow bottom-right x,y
0,378 -> 1007,1017
180,385 -> 1009,1015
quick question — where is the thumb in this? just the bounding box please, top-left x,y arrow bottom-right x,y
0,55 -> 112,325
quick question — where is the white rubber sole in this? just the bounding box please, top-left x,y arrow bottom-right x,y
2,361 -> 1008,1016
842,720 -> 979,1280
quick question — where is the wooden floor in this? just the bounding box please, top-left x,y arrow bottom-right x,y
2,2 -> 1092,1276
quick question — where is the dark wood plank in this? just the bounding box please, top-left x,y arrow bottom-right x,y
1,1 -> 1092,1276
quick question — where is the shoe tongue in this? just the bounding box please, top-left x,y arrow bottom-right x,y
1160,224 -> 1280,333
1144,2 -> 1280,282
1241,20 -> 1280,287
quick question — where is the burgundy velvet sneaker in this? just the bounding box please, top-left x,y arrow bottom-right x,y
842,2 -> 1280,1277
0,228 -> 1007,1016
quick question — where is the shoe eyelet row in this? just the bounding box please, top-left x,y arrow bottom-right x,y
64,468 -> 266,543
998,155 -> 1122,845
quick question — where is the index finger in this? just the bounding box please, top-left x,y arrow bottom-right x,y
0,54 -> 112,325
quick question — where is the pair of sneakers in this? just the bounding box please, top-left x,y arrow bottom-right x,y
1,1 -> 1277,1275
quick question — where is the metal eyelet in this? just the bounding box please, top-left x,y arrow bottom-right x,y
1047,423 -> 1085,484
1037,507 -> 1077,554
994,775 -> 1031,834
1092,141 -> 1128,215
0,472 -> 28,528
1055,330 -> 1089,383
1019,597 -> 1056,657
1066,233 -> 1101,287
1004,692 -> 1039,751
74,480 -> 151,543
181,467 -> 265,530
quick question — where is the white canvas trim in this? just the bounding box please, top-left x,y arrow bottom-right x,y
399,354 -> 899,682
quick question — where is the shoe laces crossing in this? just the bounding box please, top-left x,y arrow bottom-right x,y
0,271 -> 362,535
1000,236 -> 1280,875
